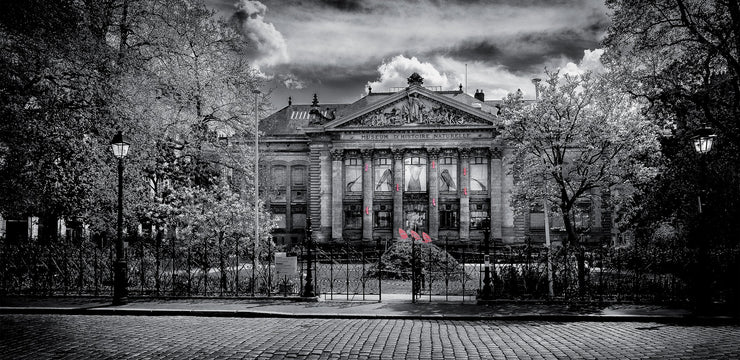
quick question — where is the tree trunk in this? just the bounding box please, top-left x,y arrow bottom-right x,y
562,209 -> 587,298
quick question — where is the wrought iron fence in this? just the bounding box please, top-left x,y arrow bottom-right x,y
0,233 -> 696,303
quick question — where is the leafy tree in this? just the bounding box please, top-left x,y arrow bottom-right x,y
0,0 -> 127,238
502,71 -> 660,296
604,0 -> 740,308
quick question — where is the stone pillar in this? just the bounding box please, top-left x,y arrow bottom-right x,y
331,149 -> 344,241
319,148 -> 332,241
308,140 -> 332,242
459,148 -> 471,241
490,147 -> 503,240
427,148 -> 440,241
392,148 -> 404,239
501,149 -> 516,243
362,149 -> 374,241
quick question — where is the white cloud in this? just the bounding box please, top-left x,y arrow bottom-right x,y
365,55 -> 545,101
561,49 -> 605,76
433,56 -> 542,100
233,0 -> 289,67
366,55 -> 452,92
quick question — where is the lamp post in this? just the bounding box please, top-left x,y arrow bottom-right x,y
252,89 -> 260,297
303,217 -> 315,297
692,125 -> 716,312
480,216 -> 493,300
110,131 -> 130,305
692,126 -> 716,214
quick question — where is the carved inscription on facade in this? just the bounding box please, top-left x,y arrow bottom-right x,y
338,132 -> 488,141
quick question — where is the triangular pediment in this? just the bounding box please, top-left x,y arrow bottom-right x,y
324,86 -> 497,130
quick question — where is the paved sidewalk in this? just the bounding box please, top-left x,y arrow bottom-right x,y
0,295 -> 734,323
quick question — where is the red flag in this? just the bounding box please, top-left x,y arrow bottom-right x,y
422,232 -> 432,243
409,230 -> 421,241
398,228 -> 408,239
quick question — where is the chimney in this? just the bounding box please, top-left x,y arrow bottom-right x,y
474,89 -> 485,102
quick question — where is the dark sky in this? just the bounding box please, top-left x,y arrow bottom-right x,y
205,0 -> 609,111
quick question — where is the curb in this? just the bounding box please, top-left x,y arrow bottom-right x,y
1,306 -> 738,324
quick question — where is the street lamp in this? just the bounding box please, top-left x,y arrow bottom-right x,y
303,217 -> 315,297
692,125 -> 715,313
480,216 -> 493,300
693,126 -> 716,214
110,131 -> 130,305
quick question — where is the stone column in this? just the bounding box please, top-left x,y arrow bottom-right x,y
427,148 -> 440,241
392,148 -> 404,239
362,149 -> 374,241
331,149 -> 344,241
489,147 -> 503,240
319,147 -> 332,241
459,148 -> 471,241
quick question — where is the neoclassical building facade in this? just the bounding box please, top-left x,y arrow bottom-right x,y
259,73 -> 610,248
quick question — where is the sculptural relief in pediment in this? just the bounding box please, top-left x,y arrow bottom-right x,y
341,94 -> 491,128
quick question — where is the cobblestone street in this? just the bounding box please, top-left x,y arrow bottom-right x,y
1,314 -> 738,359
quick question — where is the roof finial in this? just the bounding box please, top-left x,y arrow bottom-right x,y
458,84 -> 463,93
368,85 -> 372,94
311,93 -> 319,107
288,96 -> 292,106
407,72 -> 424,86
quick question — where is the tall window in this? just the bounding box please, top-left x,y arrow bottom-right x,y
470,202 -> 489,229
291,165 -> 306,202
470,156 -> 488,191
373,157 -> 392,192
343,203 -> 362,229
439,203 -> 459,229
291,165 -> 305,187
438,156 -> 457,192
373,204 -> 392,229
345,158 -> 362,193
272,205 -> 287,230
271,165 -> 287,202
404,203 -> 427,232
404,156 -> 427,192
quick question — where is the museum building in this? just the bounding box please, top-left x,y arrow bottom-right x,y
259,73 -> 612,248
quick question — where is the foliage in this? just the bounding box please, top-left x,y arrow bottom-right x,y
0,1 -> 120,235
0,0 -> 272,245
501,70 -> 661,295
604,0 -> 740,306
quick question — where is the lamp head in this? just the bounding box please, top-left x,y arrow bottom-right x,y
692,126 -> 716,154
110,131 -> 131,159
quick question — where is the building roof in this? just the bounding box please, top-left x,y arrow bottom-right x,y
260,103 -> 350,136
260,73 -> 511,137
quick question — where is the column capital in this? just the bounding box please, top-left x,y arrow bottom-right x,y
459,147 -> 471,159
360,148 -> 373,159
427,147 -> 440,159
331,149 -> 344,161
489,146 -> 502,159
392,147 -> 404,160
